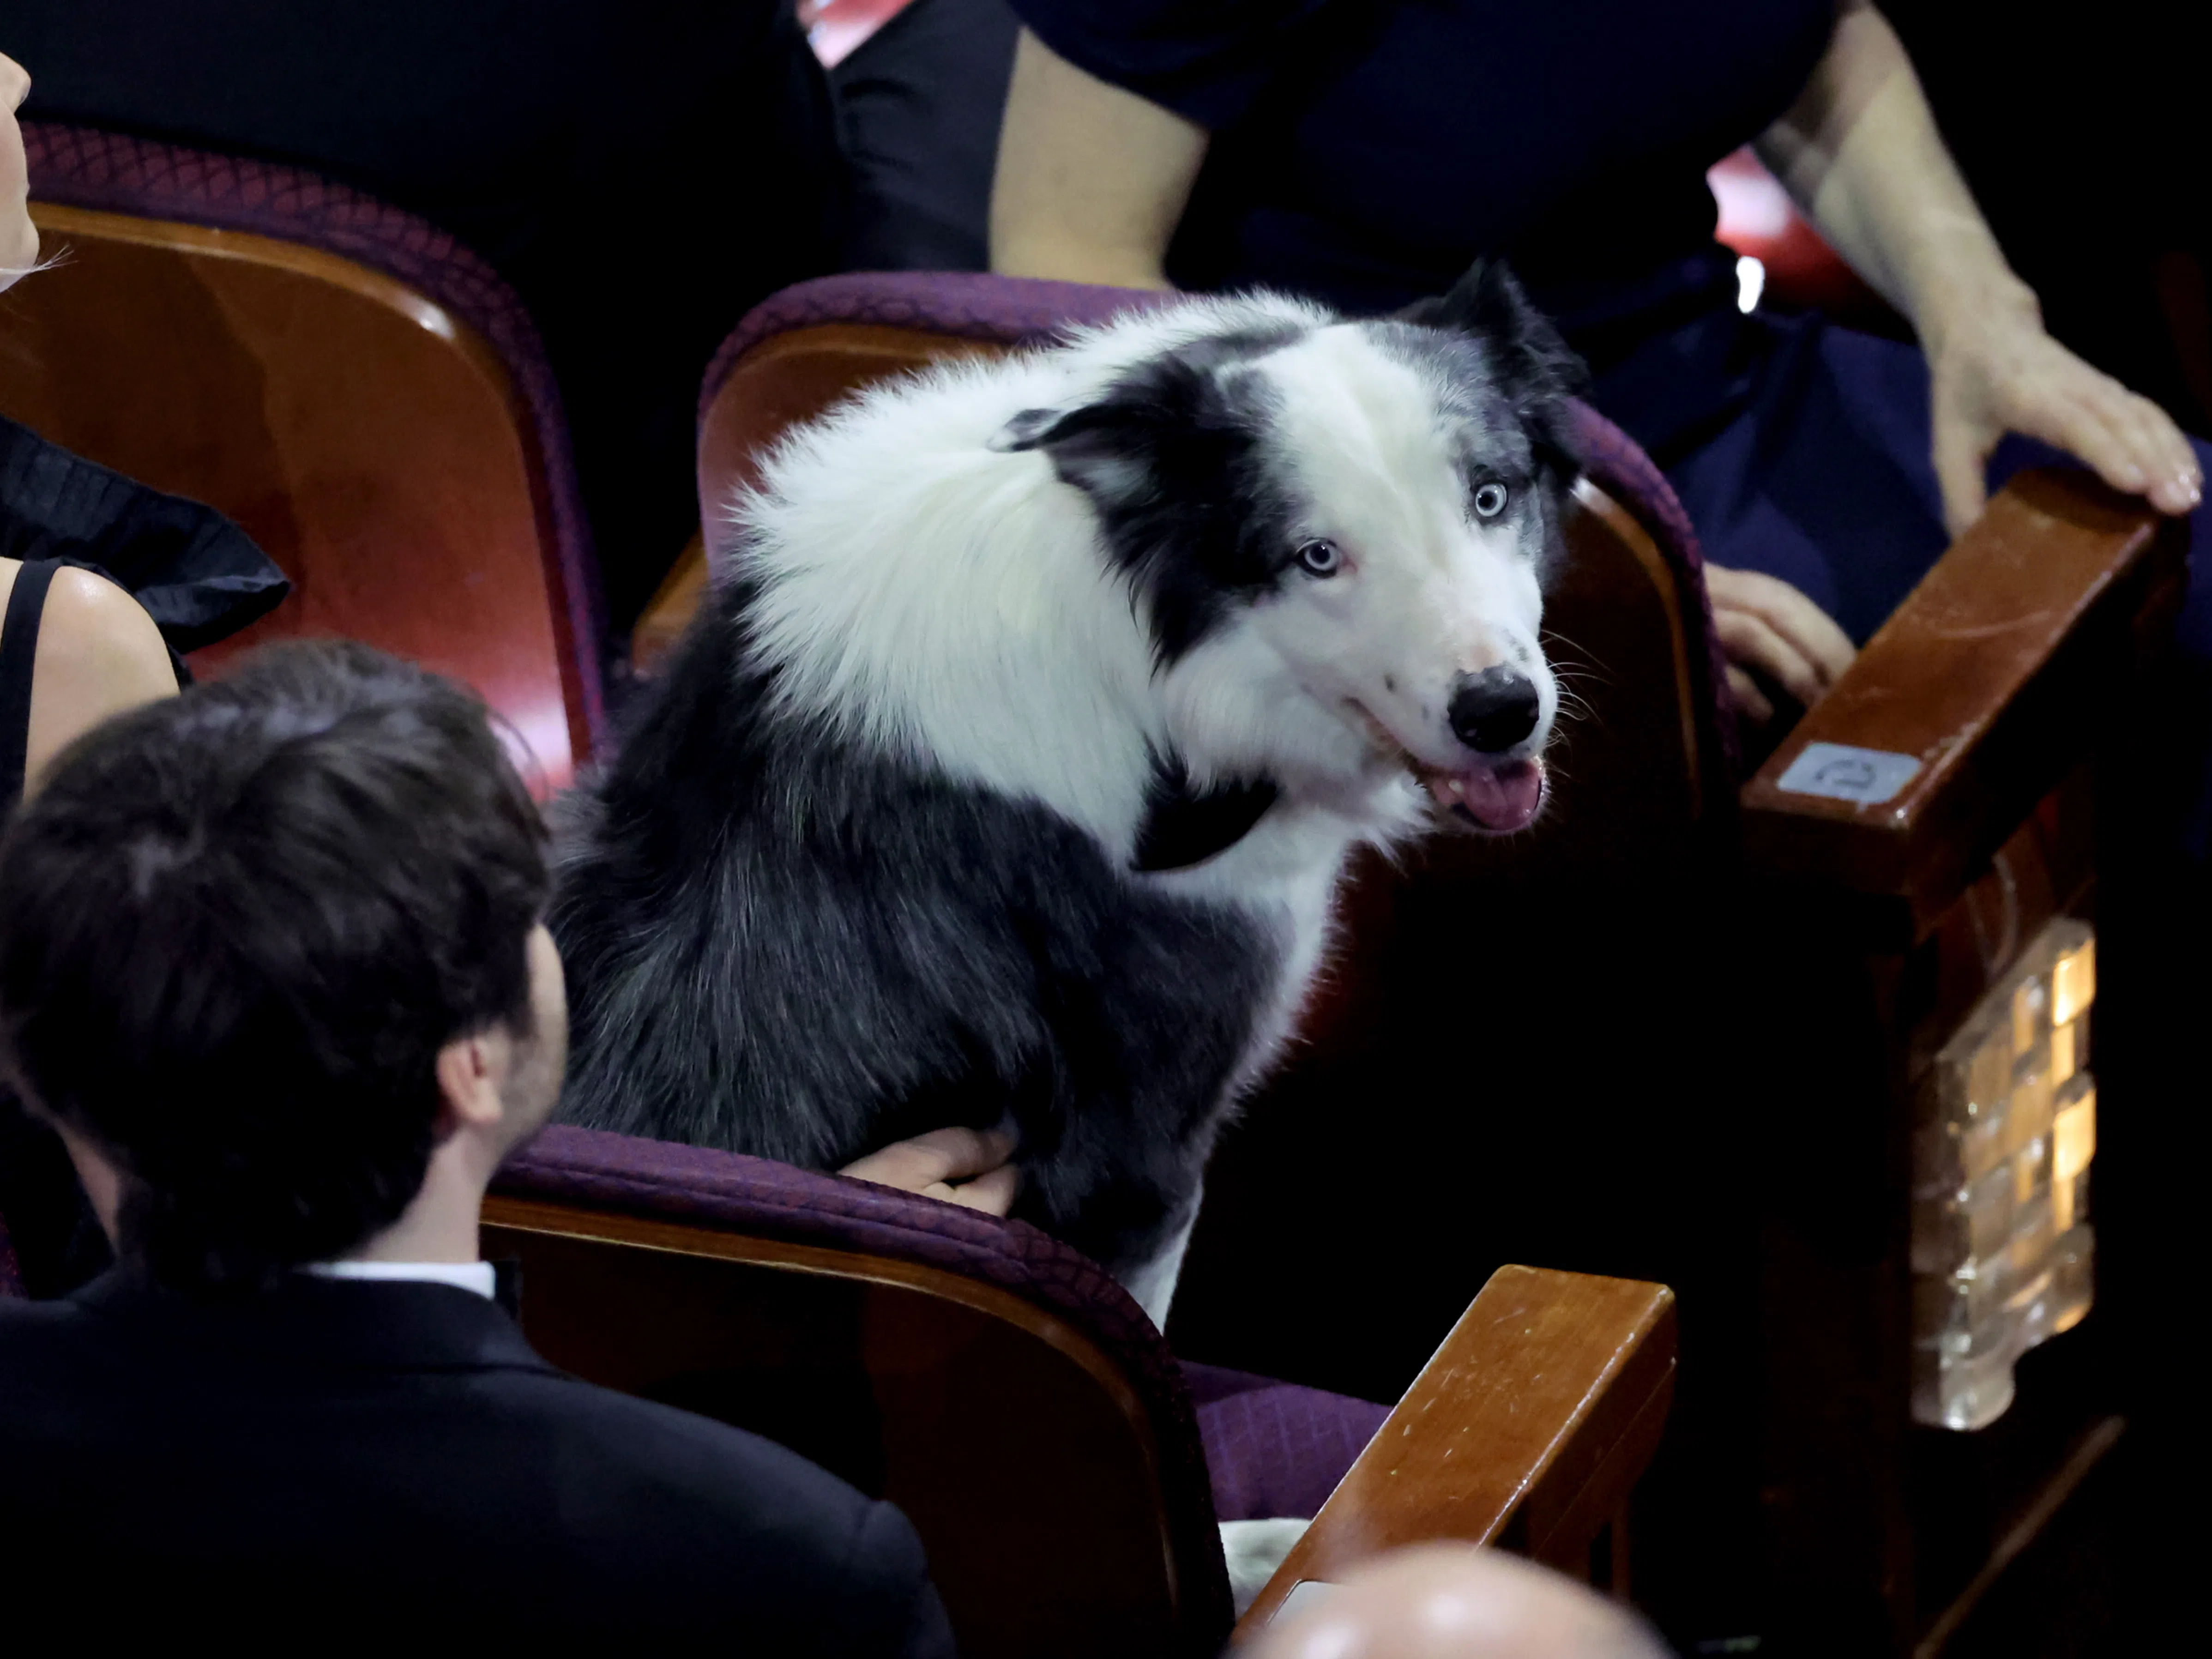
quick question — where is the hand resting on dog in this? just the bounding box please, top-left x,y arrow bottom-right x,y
840,1127 -> 1024,1217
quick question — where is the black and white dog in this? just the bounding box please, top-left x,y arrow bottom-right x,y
551,264 -> 1581,1324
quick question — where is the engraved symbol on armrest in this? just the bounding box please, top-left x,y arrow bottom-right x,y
1775,741 -> 1923,805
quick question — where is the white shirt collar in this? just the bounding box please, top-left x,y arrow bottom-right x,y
302,1260 -> 497,1301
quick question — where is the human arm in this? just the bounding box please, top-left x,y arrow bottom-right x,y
839,1126 -> 1022,1216
1755,0 -> 2201,533
22,567 -> 178,794
988,27 -> 1207,289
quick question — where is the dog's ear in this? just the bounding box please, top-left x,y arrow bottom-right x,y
991,398 -> 1165,511
989,356 -> 1227,513
1400,259 -> 1585,478
988,407 -> 1069,452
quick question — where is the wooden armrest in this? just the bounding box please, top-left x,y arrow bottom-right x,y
1742,470 -> 2187,929
1231,1266 -> 1676,1640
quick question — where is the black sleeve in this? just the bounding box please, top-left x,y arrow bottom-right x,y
825,1498 -> 959,1659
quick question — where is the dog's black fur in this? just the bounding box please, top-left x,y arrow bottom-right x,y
551,581 -> 1279,1274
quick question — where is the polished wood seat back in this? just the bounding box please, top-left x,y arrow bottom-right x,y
480,1122 -> 1676,1657
481,1129 -> 1676,1659
0,201 -> 594,787
482,1191 -> 1215,1659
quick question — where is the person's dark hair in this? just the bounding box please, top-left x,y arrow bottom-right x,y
0,641 -> 549,1294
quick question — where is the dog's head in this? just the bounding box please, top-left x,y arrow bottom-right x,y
995,265 -> 1581,835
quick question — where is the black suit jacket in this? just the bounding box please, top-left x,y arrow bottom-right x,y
0,1271 -> 956,1651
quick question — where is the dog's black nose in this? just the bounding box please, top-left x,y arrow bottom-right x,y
1448,668 -> 1541,754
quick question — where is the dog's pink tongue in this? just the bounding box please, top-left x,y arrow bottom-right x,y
1431,759 -> 1546,832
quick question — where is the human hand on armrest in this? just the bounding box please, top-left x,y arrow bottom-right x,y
839,1127 -> 1023,1216
1757,0 -> 2201,535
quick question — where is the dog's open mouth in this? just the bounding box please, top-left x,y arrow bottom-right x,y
1347,702 -> 1548,834
1418,758 -> 1547,834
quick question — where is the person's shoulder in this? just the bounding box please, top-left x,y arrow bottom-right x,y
500,1365 -> 874,1515
35,567 -> 173,690
486,1370 -> 952,1653
20,566 -> 177,786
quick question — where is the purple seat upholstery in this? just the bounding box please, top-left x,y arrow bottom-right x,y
22,121 -> 606,748
700,271 -> 1735,764
497,1124 -> 1181,1375
1183,1361 -> 1392,1522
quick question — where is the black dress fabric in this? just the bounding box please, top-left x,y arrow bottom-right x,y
0,1272 -> 957,1651
0,559 -> 59,808
836,0 -> 1022,272
0,416 -> 286,1300
1,0 -> 849,630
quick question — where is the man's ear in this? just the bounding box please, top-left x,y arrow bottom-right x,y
1400,259 -> 1586,477
433,1030 -> 506,1136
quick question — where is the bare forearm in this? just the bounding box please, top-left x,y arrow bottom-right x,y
1754,1 -> 2030,348
988,28 -> 1205,289
1755,2 -> 2199,535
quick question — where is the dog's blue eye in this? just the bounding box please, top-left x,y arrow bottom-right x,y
1472,481 -> 1510,519
1294,539 -> 1342,577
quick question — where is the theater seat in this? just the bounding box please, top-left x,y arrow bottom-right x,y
482,1125 -> 1677,1657
0,124 -> 605,788
642,271 -> 2187,1652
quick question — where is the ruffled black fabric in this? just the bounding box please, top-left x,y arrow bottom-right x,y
0,413 -> 289,666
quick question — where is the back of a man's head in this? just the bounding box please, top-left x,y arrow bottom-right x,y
1247,1545 -> 1674,1659
0,641 -> 548,1295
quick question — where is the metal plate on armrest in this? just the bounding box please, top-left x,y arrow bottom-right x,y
1775,742 -> 1922,806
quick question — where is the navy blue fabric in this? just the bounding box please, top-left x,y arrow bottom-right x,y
1009,0 -> 1834,318
1661,305 -> 2212,652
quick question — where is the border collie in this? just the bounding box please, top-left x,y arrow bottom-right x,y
551,263 -> 1580,1325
